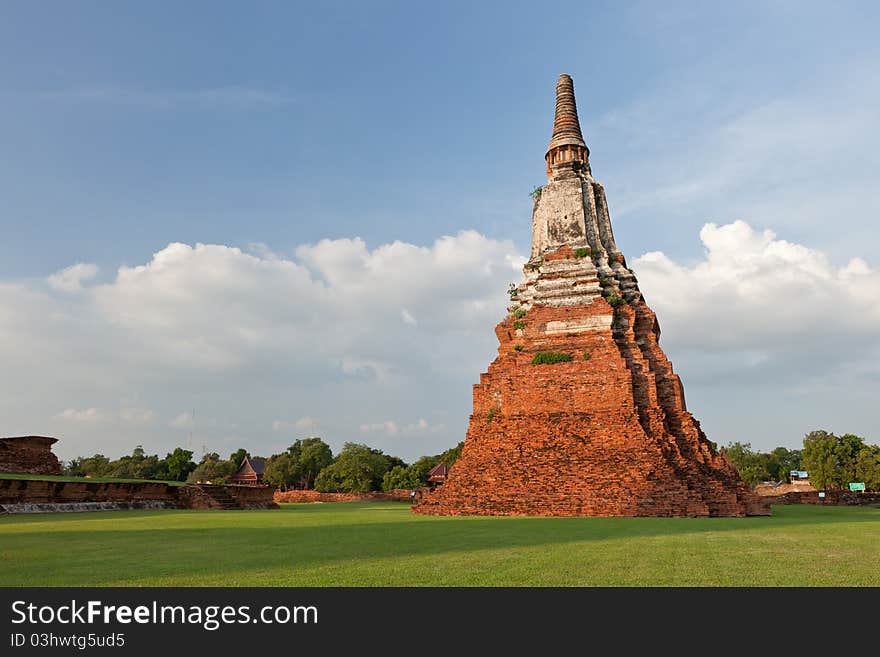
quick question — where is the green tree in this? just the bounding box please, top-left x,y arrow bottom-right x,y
802,430 -> 838,490
855,444 -> 880,491
723,442 -> 773,486
769,447 -> 802,481
835,434 -> 865,487
438,441 -> 464,469
314,443 -> 393,493
382,465 -> 421,491
229,448 -> 250,470
407,455 -> 440,486
164,447 -> 196,481
293,438 -> 333,489
187,453 -> 235,484
262,453 -> 298,489
65,454 -> 111,477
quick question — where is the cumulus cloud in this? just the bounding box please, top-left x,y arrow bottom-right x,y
7,223 -> 878,459
633,221 -> 880,360
360,418 -> 440,436
47,263 -> 98,292
360,420 -> 400,435
3,231 -> 517,460
55,407 -> 155,425
272,417 -> 317,433
56,408 -> 109,423
119,408 -> 155,424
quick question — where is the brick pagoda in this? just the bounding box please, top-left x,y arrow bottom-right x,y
414,74 -> 767,517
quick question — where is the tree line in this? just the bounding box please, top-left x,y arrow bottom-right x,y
63,438 -> 465,492
724,430 -> 880,490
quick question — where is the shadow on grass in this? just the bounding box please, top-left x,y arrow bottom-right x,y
2,503 -> 878,586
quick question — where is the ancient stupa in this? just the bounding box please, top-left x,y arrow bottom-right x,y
414,74 -> 767,517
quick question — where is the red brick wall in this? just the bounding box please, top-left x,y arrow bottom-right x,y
0,478 -> 277,510
0,478 -> 178,505
414,298 -> 766,517
0,437 -> 62,476
274,489 -> 413,503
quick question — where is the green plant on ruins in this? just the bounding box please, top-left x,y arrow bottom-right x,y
531,351 -> 574,365
513,344 -> 524,352
487,406 -> 499,421
604,290 -> 625,308
583,351 -> 591,361
507,283 -> 518,301
574,247 -> 591,259
512,307 -> 527,319
526,257 -> 543,272
529,185 -> 543,201
513,320 -> 525,330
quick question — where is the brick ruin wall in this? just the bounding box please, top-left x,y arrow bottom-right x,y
274,489 -> 413,503
0,478 -> 276,511
761,490 -> 880,506
415,293 -> 768,517
0,437 -> 62,475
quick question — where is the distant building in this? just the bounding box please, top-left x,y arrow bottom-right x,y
0,436 -> 62,475
426,462 -> 449,488
229,456 -> 266,486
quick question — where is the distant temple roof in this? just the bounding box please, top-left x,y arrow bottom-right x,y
427,462 -> 449,482
248,457 -> 266,475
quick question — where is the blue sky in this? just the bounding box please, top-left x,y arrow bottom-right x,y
1,1 -> 879,461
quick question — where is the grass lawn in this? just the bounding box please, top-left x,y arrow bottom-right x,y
1,503 -> 878,586
0,473 -> 186,486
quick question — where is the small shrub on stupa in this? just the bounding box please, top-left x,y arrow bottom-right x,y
531,351 -> 573,365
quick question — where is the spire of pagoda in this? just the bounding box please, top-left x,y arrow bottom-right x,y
545,73 -> 590,176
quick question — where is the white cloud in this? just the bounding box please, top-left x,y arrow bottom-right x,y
47,263 -> 98,292
634,220 -> 880,368
361,420 -> 399,435
4,231 -> 517,460
360,418 -> 441,436
119,408 -> 155,424
56,408 -> 109,423
169,412 -> 194,429
401,309 -> 417,326
8,224 -> 879,460
272,417 -> 317,433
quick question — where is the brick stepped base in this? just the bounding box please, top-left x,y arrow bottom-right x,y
194,484 -> 244,509
414,294 -> 767,517
177,484 -> 279,510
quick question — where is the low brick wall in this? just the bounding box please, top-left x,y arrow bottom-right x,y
0,478 -> 179,505
274,488 -> 414,503
0,478 -> 277,511
763,490 -> 880,506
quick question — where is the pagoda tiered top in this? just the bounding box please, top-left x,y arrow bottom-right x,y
545,74 -> 590,177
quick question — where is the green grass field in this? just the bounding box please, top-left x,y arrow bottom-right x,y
1,503 -> 878,586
